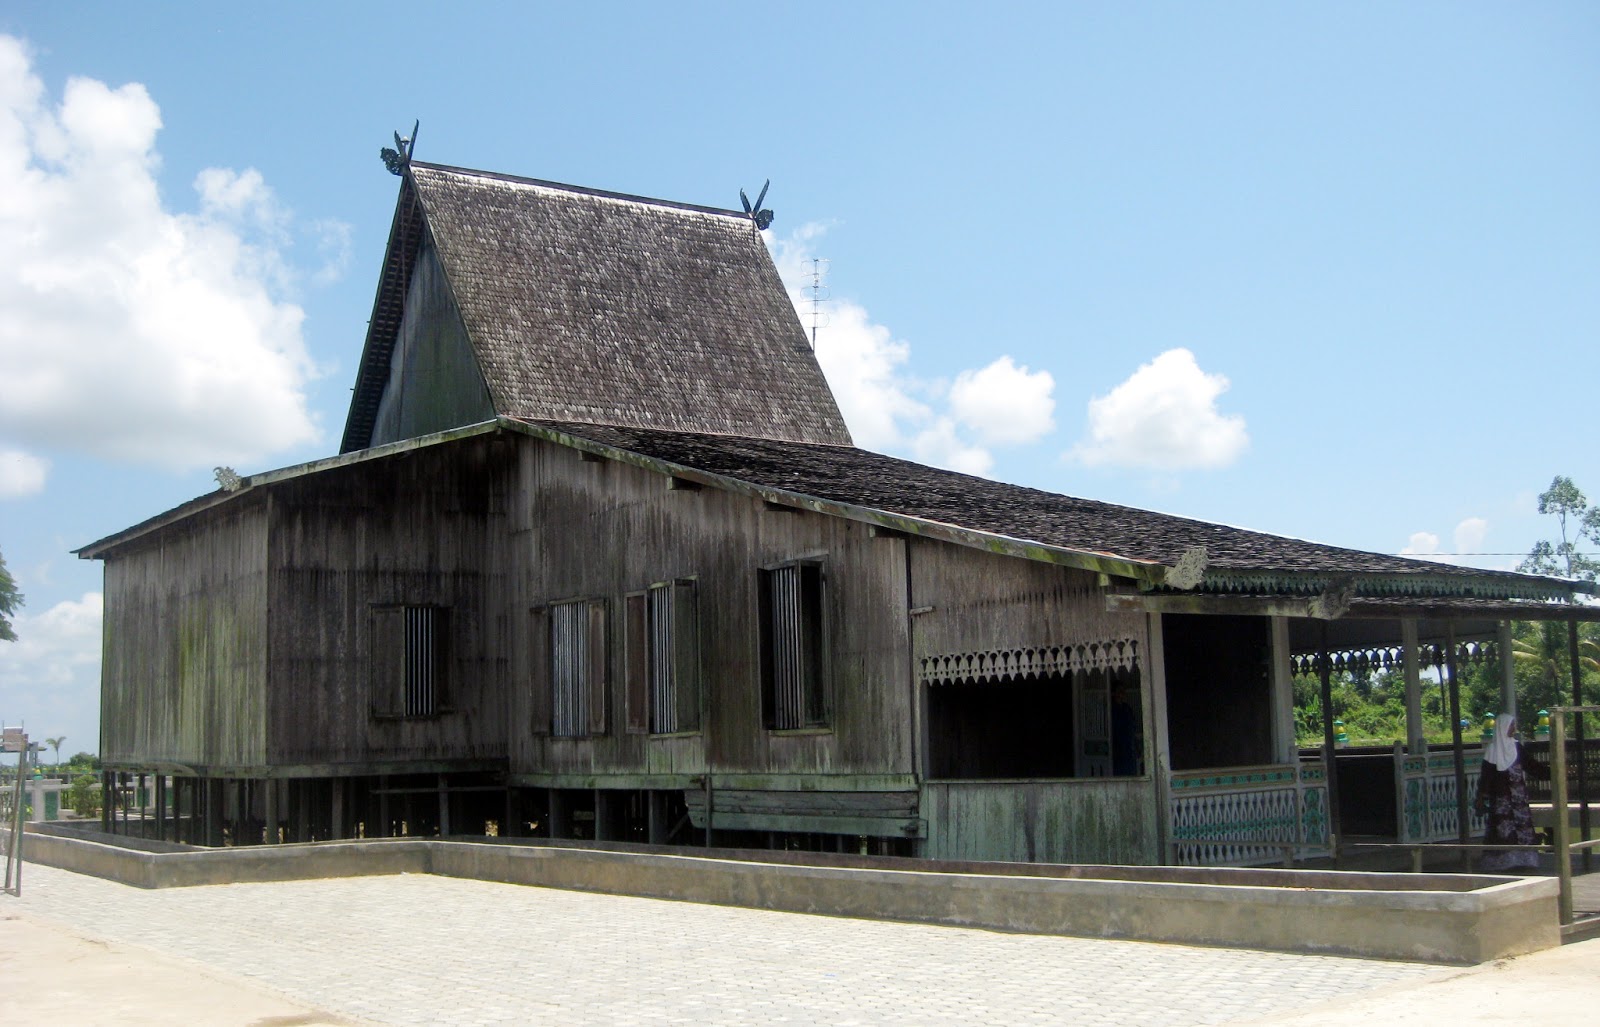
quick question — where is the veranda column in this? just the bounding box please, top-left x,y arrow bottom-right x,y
1146,613 -> 1173,864
1402,619 -> 1424,754
1499,620 -> 1517,718
1268,617 -> 1296,763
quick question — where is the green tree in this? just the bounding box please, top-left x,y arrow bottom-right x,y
0,547 -> 22,642
1519,476 -> 1600,584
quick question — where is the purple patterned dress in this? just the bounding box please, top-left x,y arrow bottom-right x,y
1475,744 -> 1544,872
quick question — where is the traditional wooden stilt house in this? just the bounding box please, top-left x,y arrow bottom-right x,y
79,160 -> 1600,864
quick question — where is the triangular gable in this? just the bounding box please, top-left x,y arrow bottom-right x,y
341,164 -> 852,453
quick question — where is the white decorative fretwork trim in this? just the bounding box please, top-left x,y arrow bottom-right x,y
919,638 -> 1140,685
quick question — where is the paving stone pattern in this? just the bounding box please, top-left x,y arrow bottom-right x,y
14,865 -> 1449,1026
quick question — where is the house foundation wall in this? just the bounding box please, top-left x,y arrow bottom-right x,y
11,827 -> 1558,965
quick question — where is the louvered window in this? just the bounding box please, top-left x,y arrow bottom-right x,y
759,561 -> 828,729
625,580 -> 700,735
551,599 -> 608,737
371,605 -> 449,718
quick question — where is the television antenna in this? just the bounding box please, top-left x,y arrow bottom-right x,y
805,258 -> 831,349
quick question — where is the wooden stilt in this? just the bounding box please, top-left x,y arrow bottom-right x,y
264,778 -> 278,844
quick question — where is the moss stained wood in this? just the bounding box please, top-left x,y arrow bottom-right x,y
508,436 -> 912,784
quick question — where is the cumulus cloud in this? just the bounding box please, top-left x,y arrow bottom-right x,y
1400,519 -> 1492,566
0,35 -> 336,471
767,223 -> 1056,475
950,356 -> 1055,445
912,418 -> 993,477
0,591 -> 103,754
1454,517 -> 1489,555
1067,348 -> 1249,470
1400,531 -> 1441,557
0,447 -> 47,497
0,590 -> 101,685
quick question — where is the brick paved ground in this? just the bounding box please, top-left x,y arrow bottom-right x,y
0,864 -> 1461,1026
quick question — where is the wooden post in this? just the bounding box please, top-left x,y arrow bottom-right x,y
1447,625 -> 1469,853
263,778 -> 278,845
101,771 -> 112,833
1318,622 -> 1342,860
648,790 -> 669,844
703,775 -> 714,848
206,779 -> 225,847
378,774 -> 390,837
437,774 -> 450,837
1553,709 -> 1573,925
1570,621 -> 1591,871
1268,617 -> 1295,763
1402,619 -> 1424,754
295,780 -> 311,842
1500,621 -> 1517,719
331,778 -> 344,841
1146,613 -> 1173,865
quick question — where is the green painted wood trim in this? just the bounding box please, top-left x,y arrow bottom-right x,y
509,773 -> 921,792
688,810 -> 927,838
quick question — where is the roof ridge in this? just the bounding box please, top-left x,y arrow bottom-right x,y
408,161 -> 751,221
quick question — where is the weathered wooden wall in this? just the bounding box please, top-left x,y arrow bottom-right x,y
369,240 -> 495,447
907,541 -> 1142,659
922,780 -> 1158,864
101,500 -> 270,769
508,439 -> 914,788
265,435 -> 514,766
908,540 -> 1161,862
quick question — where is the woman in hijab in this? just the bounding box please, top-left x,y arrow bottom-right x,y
1474,712 -> 1549,872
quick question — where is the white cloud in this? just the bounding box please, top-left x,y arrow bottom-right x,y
1068,348 -> 1249,470
950,356 -> 1055,445
767,223 -> 1055,475
0,591 -> 102,755
0,35 -> 322,471
1400,531 -> 1441,556
912,418 -> 994,477
0,591 -> 101,685
1454,517 -> 1489,555
0,447 -> 47,497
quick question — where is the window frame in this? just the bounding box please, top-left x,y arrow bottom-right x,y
547,597 -> 609,738
369,604 -> 451,719
625,578 -> 702,736
758,558 -> 830,731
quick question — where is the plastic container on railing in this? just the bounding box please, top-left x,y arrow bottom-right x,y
1481,713 -> 1496,742
1536,710 -> 1551,741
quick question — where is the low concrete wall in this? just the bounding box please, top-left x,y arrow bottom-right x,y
10,827 -> 1558,965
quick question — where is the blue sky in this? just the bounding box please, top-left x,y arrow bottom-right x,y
1,2 -> 1596,755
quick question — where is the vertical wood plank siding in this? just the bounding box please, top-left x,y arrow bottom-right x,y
100,501 -> 270,768
265,436 -> 512,765
510,438 -> 911,781
907,541 -> 1161,863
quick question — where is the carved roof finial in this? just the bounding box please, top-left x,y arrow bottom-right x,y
381,120 -> 420,176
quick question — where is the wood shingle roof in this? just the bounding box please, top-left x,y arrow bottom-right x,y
341,164 -> 851,452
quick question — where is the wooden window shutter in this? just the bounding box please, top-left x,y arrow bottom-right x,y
528,607 -> 551,735
585,599 -> 608,736
672,579 -> 701,732
625,593 -> 648,734
370,606 -> 405,716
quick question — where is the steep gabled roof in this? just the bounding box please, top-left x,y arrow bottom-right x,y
341,163 -> 851,453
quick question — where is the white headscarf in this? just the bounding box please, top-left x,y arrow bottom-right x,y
1484,712 -> 1519,771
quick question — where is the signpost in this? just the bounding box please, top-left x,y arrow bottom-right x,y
3,727 -> 28,895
